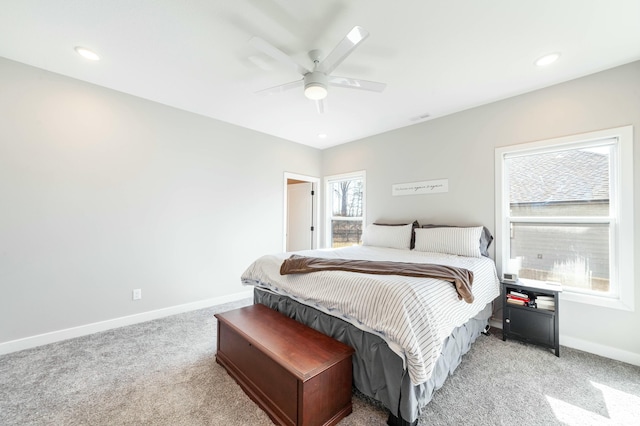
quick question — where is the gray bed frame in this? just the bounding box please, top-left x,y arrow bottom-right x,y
254,288 -> 492,426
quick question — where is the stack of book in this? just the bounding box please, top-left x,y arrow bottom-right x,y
535,295 -> 555,311
506,290 -> 530,306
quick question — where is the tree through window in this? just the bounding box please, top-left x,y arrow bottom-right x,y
325,171 -> 365,248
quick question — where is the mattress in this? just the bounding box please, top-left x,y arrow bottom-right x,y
241,245 -> 500,386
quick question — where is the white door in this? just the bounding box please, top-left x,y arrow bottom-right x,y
287,181 -> 314,251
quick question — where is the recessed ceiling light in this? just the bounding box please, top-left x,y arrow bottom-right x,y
318,133 -> 328,139
535,52 -> 560,67
74,46 -> 100,61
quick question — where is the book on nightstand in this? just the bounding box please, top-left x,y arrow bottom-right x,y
508,290 -> 529,299
506,290 -> 531,306
535,296 -> 555,311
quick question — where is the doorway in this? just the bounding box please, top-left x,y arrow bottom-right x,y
283,173 -> 319,252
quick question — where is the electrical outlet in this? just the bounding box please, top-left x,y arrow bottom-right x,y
132,289 -> 142,300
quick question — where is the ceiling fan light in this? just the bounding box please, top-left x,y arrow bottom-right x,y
304,83 -> 327,100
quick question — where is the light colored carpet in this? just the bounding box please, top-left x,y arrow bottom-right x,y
1,299 -> 639,425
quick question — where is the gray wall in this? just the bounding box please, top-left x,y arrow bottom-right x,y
322,61 -> 640,361
2,53 -> 638,363
0,58 -> 320,344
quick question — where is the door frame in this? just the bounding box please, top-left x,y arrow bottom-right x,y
283,172 -> 320,252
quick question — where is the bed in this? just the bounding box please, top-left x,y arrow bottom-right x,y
241,223 -> 501,425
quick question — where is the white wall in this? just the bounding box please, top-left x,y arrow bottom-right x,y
322,61 -> 640,364
0,57 -> 320,348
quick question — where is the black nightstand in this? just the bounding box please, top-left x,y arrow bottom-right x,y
502,280 -> 561,356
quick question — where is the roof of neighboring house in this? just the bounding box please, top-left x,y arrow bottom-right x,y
508,149 -> 609,203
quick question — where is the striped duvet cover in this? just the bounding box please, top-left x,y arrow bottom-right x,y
241,246 -> 500,386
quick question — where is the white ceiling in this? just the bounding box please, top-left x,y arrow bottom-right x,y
1,0 -> 639,149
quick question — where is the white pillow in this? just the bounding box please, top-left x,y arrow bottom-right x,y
413,226 -> 483,257
362,223 -> 413,250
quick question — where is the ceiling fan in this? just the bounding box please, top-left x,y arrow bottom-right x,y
249,26 -> 386,112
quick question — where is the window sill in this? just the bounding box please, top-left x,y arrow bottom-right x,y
560,291 -> 634,311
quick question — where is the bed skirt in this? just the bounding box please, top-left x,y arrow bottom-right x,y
253,288 -> 492,424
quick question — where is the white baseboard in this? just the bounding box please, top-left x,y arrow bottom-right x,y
559,334 -> 640,367
487,321 -> 640,367
0,290 -> 253,356
6,295 -> 639,368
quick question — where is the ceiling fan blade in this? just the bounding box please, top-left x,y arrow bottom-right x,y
255,79 -> 303,95
249,36 -> 310,76
319,26 -> 369,75
328,76 -> 386,92
315,99 -> 326,114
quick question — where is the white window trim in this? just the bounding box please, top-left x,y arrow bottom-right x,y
495,126 -> 634,311
324,170 -> 366,248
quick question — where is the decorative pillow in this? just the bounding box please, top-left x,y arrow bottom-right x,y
373,220 -> 420,249
421,224 -> 493,257
362,223 -> 414,250
414,226 -> 484,257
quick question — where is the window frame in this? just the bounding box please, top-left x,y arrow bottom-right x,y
324,170 -> 366,248
495,126 -> 634,311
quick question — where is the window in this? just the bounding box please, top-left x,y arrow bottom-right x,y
325,171 -> 366,248
495,126 -> 634,310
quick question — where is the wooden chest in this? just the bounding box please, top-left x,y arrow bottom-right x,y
215,304 -> 354,426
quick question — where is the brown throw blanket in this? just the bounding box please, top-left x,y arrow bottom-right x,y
280,255 -> 474,303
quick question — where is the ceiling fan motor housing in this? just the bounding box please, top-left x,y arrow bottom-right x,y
304,71 -> 329,100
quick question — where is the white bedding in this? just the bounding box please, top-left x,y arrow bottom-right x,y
241,245 -> 500,386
